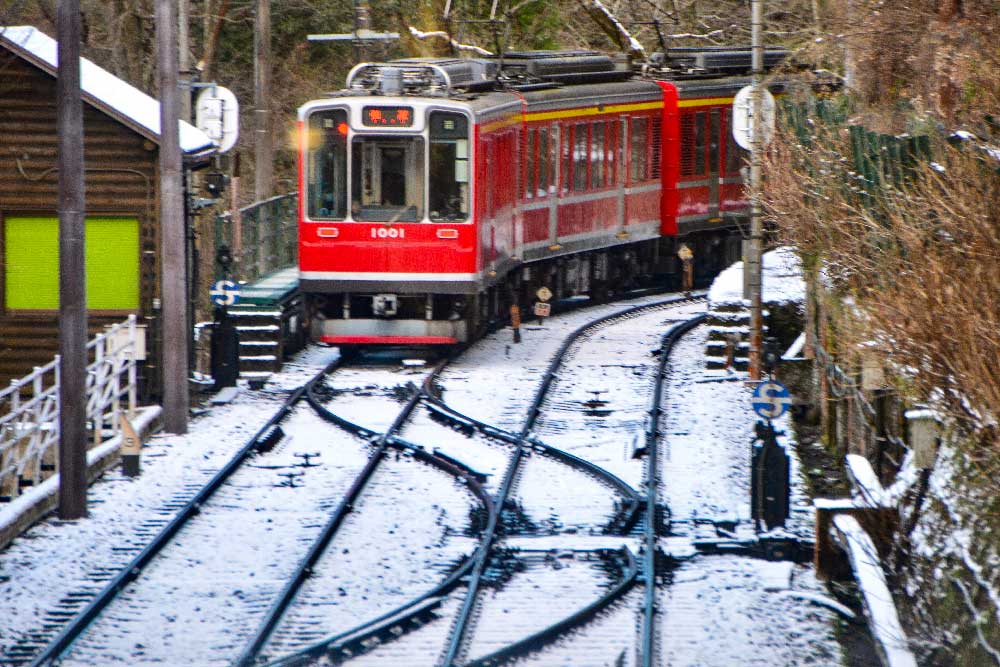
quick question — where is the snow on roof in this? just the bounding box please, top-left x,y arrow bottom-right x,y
708,246 -> 806,306
0,25 -> 215,155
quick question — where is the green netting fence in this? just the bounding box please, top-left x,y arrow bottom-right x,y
780,98 -> 932,210
214,193 -> 298,283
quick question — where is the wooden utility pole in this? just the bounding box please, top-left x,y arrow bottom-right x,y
254,0 -> 273,200
57,0 -> 88,519
157,0 -> 189,433
747,0 -> 765,380
307,1 -> 400,59
179,0 -> 192,121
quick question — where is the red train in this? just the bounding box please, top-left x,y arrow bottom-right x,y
297,49 -> 784,347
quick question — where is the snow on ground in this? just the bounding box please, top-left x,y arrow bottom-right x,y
657,325 -> 841,666
709,246 -> 806,306
0,286 -> 848,666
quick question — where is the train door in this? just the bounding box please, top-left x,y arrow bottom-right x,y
351,135 -> 425,273
708,108 -> 721,221
351,137 -> 425,221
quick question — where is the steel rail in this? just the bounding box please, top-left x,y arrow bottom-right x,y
640,313 -> 707,667
423,396 -> 642,533
440,294 -> 701,667
461,546 -> 639,667
234,356 -> 454,667
258,382 -> 499,666
26,358 -> 343,667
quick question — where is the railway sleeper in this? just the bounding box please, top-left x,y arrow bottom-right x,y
313,597 -> 445,664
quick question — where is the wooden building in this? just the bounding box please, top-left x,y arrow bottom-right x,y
0,26 -> 214,394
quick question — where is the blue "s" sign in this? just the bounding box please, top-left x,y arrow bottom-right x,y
210,280 -> 241,306
751,380 -> 792,420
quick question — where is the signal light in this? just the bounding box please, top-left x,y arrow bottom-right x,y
204,172 -> 228,197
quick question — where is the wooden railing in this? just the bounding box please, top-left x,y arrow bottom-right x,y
0,315 -> 140,502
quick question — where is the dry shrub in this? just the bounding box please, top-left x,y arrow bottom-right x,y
825,0 -> 1000,133
766,115 -> 1000,455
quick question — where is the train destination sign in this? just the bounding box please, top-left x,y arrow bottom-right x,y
362,106 -> 414,127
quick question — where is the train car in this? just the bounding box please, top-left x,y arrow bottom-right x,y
297,49 -> 783,348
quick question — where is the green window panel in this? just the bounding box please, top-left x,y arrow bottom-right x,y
4,216 -> 139,310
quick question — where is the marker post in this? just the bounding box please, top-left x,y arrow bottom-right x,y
121,415 -> 142,477
210,247 -> 241,389
750,379 -> 792,531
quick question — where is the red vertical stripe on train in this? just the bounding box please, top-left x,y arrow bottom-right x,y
655,81 -> 680,236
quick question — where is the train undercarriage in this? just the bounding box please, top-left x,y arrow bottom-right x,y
305,226 -> 742,351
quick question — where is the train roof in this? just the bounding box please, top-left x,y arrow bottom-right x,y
517,79 -> 664,111
337,48 -> 786,96
304,48 -> 789,118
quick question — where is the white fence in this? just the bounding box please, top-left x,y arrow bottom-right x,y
0,316 -> 139,502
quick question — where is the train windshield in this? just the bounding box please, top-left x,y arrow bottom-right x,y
428,111 -> 470,221
305,108 -> 471,223
352,136 -> 424,222
306,109 -> 349,220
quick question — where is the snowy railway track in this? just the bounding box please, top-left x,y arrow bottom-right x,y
239,360 -> 497,665
12,294 -> 711,667
437,296 -> 705,667
248,295 -> 706,667
16,354 -> 491,667
13,357 -> 344,667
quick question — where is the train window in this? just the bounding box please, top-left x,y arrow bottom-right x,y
561,125 -> 571,195
618,118 -> 626,185
351,136 -> 425,222
709,110 -> 720,175
485,140 -> 495,217
680,114 -> 696,176
538,127 -> 551,197
606,121 -> 617,185
591,123 -> 605,188
306,109 -> 348,220
573,123 -> 588,191
526,128 -> 536,200
695,111 -> 706,174
429,112 -> 469,221
630,117 -> 648,183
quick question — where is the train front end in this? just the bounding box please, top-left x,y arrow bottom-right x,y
297,65 -> 482,346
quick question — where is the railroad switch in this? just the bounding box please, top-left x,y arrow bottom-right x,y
294,451 -> 322,467
692,534 -> 815,564
276,470 -> 304,487
632,435 -> 648,459
583,389 -> 613,416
